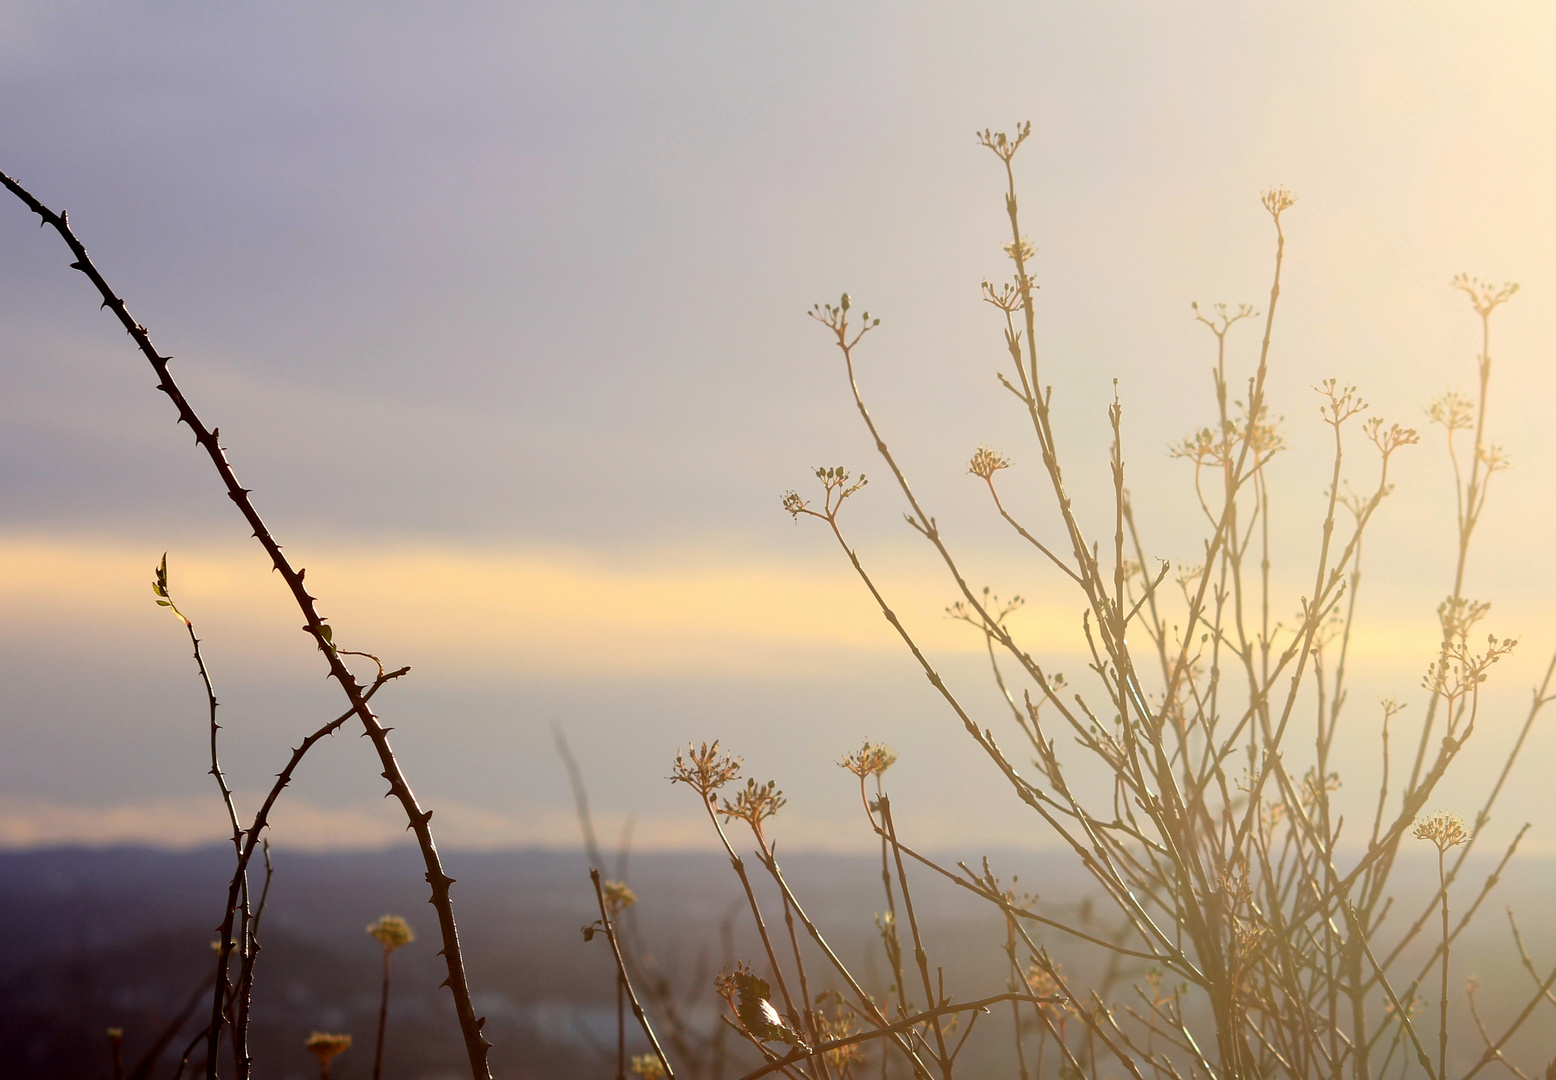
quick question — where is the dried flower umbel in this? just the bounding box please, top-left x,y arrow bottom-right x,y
839,739 -> 897,781
602,880 -> 638,914
668,741 -> 741,803
968,444 -> 1012,481
304,1032 -> 351,1080
367,914 -> 415,953
1412,809 -> 1471,853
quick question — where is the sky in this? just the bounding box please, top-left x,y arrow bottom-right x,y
4,0 -> 1556,855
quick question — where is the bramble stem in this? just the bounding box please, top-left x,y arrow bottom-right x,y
0,170 -> 493,1080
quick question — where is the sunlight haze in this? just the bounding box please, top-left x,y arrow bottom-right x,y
4,0 -> 1556,854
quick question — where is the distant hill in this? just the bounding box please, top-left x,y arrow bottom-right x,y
3,844 -> 1552,1079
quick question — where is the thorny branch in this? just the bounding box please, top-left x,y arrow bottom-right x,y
0,170 -> 494,1080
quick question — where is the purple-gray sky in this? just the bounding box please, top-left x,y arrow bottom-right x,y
4,1 -> 1556,852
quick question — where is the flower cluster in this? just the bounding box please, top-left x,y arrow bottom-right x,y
1412,809 -> 1471,852
1451,273 -> 1519,318
602,880 -> 638,915
1261,186 -> 1297,218
669,741 -> 742,803
976,122 -> 1031,162
839,740 -> 897,780
631,1054 -> 667,1079
719,778 -> 786,834
967,445 -> 1011,481
366,914 -> 415,953
304,1032 -> 352,1076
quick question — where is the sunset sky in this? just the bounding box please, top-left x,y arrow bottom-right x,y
4,1 -> 1556,854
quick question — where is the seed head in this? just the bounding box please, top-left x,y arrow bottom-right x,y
304,1032 -> 352,1067
839,740 -> 897,779
366,915 -> 415,953
1003,237 -> 1035,263
603,880 -> 638,914
720,778 -> 786,833
977,122 -> 1031,162
982,280 -> 1024,312
670,741 -> 742,800
1261,187 -> 1297,218
968,445 -> 1011,481
1451,273 -> 1519,317
1412,809 -> 1470,852
1427,391 -> 1475,433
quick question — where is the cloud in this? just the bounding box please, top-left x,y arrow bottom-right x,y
0,792 -> 921,853
0,793 -> 635,852
0,531 -> 1096,681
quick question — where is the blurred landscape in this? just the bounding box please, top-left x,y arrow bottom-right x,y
0,844 -> 1028,1079
4,844 -> 1555,1079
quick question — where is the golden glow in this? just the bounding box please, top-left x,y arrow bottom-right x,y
0,531 -> 1447,681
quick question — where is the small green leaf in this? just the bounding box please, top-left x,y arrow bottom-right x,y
733,971 -> 805,1048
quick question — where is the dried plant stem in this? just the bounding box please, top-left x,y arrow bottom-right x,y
125,970 -> 216,1080
753,849 -> 935,1080
698,797 -> 804,1037
775,881 -> 829,1080
1465,980 -> 1530,1080
0,170 -> 494,1080
372,947 -> 393,1080
737,994 -> 1058,1080
878,798 -> 949,1073
1435,850 -> 1449,1080
1345,905 -> 1432,1079
591,868 -> 676,1080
